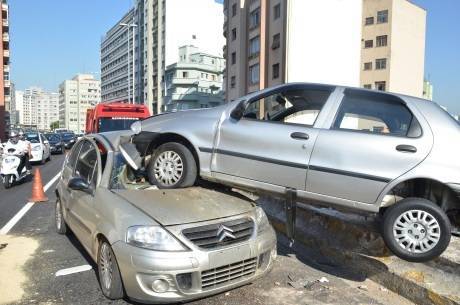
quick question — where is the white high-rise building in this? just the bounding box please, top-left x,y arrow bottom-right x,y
12,87 -> 59,130
59,74 -> 101,133
101,0 -> 225,114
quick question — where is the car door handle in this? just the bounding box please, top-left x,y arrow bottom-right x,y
396,145 -> 417,153
290,132 -> 310,140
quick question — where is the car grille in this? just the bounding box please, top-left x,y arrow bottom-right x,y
201,257 -> 257,290
182,218 -> 254,249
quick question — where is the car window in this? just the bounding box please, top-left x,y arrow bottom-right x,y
67,141 -> 83,170
333,92 -> 416,137
243,88 -> 331,126
25,133 -> 40,143
74,141 -> 99,188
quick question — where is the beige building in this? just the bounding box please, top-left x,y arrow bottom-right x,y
223,0 -> 426,101
59,74 -> 101,133
360,0 -> 426,97
0,0 -> 10,140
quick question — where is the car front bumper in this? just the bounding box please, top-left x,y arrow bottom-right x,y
112,227 -> 276,304
50,145 -> 63,153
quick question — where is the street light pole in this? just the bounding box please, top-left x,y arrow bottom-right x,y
120,21 -> 138,104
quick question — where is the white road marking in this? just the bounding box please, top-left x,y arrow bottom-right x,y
0,172 -> 61,235
55,265 -> 92,277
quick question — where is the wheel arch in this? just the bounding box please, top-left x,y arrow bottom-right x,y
379,177 -> 460,226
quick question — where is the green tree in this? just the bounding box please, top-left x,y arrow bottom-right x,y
50,121 -> 60,131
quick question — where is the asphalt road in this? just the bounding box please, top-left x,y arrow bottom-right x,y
0,153 -> 413,305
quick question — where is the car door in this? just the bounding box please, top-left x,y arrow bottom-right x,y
66,140 -> 101,251
306,88 -> 433,205
212,84 -> 335,191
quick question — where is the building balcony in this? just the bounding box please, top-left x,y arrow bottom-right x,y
3,64 -> 9,72
3,49 -> 9,57
2,33 -> 8,41
2,19 -> 8,27
1,3 -> 7,11
4,79 -> 10,87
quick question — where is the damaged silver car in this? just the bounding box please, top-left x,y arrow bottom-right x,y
130,82 -> 460,262
55,131 -> 276,303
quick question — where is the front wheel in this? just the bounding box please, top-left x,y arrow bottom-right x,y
97,240 -> 124,300
2,174 -> 12,189
147,142 -> 197,189
55,197 -> 67,234
382,198 -> 451,262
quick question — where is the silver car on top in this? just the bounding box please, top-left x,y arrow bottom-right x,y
55,132 -> 276,303
130,82 -> 460,262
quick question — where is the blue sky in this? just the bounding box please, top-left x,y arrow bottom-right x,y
9,0 -> 460,114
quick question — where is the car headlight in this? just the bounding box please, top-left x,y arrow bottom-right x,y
126,226 -> 187,251
131,121 -> 142,134
32,146 -> 41,151
255,207 -> 270,234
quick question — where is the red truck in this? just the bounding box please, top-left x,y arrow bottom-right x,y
85,103 -> 151,134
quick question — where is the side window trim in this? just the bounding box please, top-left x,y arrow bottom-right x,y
67,141 -> 83,172
330,90 -> 422,138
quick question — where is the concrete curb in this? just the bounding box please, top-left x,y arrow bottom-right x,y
258,196 -> 460,305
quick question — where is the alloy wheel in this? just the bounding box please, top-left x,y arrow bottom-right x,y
99,243 -> 114,291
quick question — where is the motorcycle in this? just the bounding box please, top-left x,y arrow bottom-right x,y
1,147 -> 29,189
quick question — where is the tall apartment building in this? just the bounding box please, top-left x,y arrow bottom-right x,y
101,0 -> 225,114
360,0 -> 426,96
101,9 -> 135,104
13,87 -> 59,130
0,0 -> 9,140
223,0 -> 426,101
164,45 -> 225,111
59,74 -> 101,133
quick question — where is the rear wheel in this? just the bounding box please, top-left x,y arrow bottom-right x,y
98,240 -> 124,300
147,142 -> 197,189
47,152 -> 51,162
382,198 -> 451,262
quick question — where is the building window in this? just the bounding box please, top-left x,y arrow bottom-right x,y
365,17 -> 374,25
364,62 -> 372,71
377,10 -> 389,23
231,28 -> 237,41
182,71 -> 189,78
272,33 -> 280,49
376,35 -> 388,47
230,76 -> 236,88
272,63 -> 280,79
249,36 -> 260,58
231,52 -> 236,65
232,3 -> 237,17
364,40 -> 373,48
375,81 -> 386,91
363,84 -> 372,89
376,58 -> 387,70
274,3 -> 281,20
249,8 -> 260,29
249,64 -> 260,84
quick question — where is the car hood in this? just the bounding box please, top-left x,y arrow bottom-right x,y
112,187 -> 254,226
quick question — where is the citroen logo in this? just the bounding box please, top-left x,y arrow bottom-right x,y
217,225 -> 236,242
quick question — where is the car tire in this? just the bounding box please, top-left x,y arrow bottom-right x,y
47,153 -> 51,162
147,142 -> 197,189
382,198 -> 451,262
41,152 -> 46,165
97,240 -> 124,300
55,197 -> 67,234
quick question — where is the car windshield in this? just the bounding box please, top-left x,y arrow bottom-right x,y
62,133 -> 75,140
98,118 -> 139,133
109,152 -> 153,190
46,134 -> 60,142
25,133 -> 40,143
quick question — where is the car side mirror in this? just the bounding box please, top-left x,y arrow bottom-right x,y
230,101 -> 247,120
68,177 -> 92,194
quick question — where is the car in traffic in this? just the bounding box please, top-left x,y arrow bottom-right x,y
61,132 -> 77,149
25,132 -> 51,164
55,132 -> 276,303
45,133 -> 65,154
128,82 -> 460,262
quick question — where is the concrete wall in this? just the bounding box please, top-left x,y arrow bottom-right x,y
286,0 -> 362,86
